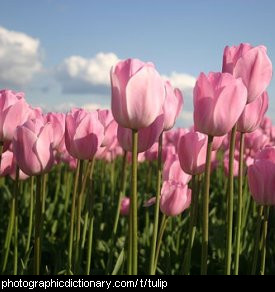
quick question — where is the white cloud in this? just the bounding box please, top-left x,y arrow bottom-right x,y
56,52 -> 119,94
0,26 -> 42,87
82,103 -> 110,111
55,52 -> 196,97
162,72 -> 196,92
40,102 -> 109,113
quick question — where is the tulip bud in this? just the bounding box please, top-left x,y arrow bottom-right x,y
111,58 -> 165,129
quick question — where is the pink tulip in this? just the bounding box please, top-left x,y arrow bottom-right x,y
45,112 -> 66,151
59,149 -> 78,170
98,109 -> 118,147
144,197 -> 156,208
237,91 -> 268,133
163,154 -> 191,185
178,131 -> 208,175
245,155 -> 254,168
255,145 -> 275,161
212,135 -> 227,151
29,106 -> 44,120
0,150 -> 12,176
120,197 -> 130,216
223,43 -> 272,103
65,108 -> 104,160
97,109 -> 113,128
117,114 -> 164,153
162,144 -> 177,162
260,116 -> 273,137
13,119 -> 54,176
248,146 -> 275,205
0,150 -> 29,180
144,142 -> 159,161
193,72 -> 247,136
0,89 -> 30,142
163,128 -> 187,148
111,58 -> 165,129
189,127 -> 225,151
245,129 -> 270,155
160,181 -> 191,216
163,81 -> 183,131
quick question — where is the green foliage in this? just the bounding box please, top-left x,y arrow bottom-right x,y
0,158 -> 274,275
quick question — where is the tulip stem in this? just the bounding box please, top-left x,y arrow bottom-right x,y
81,159 -> 95,251
1,190 -> 15,274
149,132 -> 163,275
34,175 -> 42,275
85,159 -> 96,275
75,159 -> 84,273
67,161 -> 80,275
13,167 -> 20,275
131,129 -> 138,275
251,205 -> 264,275
234,132 -> 244,275
154,214 -> 168,273
184,174 -> 198,275
201,135 -> 213,275
260,206 -> 269,275
25,176 -> 34,256
225,124 -> 237,275
107,151 -> 128,274
85,216 -> 94,275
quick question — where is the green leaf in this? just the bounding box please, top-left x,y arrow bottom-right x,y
112,248 -> 124,275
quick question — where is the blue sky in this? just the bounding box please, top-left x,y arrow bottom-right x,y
0,0 -> 274,126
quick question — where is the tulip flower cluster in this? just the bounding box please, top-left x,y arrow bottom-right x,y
0,42 -> 274,276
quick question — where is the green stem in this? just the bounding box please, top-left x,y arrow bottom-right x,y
106,150 -> 128,274
127,199 -> 133,275
25,176 -> 34,255
201,135 -> 213,275
154,215 -> 168,273
184,175 -> 198,275
85,216 -> 94,275
81,158 -> 95,250
251,205 -> 264,274
67,161 -> 80,274
13,167 -> 20,275
34,175 -> 42,275
48,165 -> 61,218
260,206 -> 269,275
64,170 -> 73,231
110,160 -> 115,201
234,132 -> 245,275
149,132 -> 163,275
42,174 -> 47,216
131,129 -> 138,275
1,191 -> 15,274
75,159 -> 84,273
225,124 -> 237,275
85,159 -> 96,275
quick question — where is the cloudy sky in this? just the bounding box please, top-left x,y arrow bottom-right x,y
0,0 -> 275,127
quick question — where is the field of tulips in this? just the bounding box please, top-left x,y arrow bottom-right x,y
0,43 -> 275,275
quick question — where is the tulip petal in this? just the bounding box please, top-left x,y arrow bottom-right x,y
2,99 -> 30,141
125,66 -> 165,129
213,78 -> 247,136
234,46 -> 272,103
34,123 -> 54,172
13,126 -> 41,176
